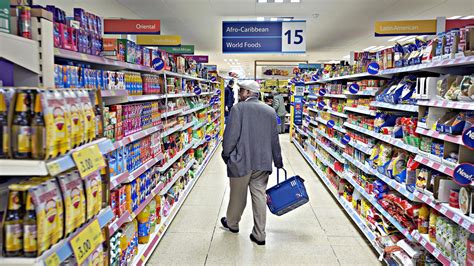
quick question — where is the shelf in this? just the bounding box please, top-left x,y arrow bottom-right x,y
162,70 -> 209,82
347,140 -> 373,155
315,128 -> 346,149
417,99 -> 474,110
411,231 -> 451,266
208,114 -> 221,125
413,190 -> 474,233
324,94 -> 347,99
0,32 -> 40,74
0,138 -> 113,176
0,207 -> 114,266
109,153 -> 165,189
415,127 -> 464,145
343,122 -> 419,153
295,126 -> 308,137
307,107 -> 319,113
193,120 -> 207,130
414,154 -> 455,178
101,90 -> 129,97
321,72 -> 371,82
55,48 -> 162,74
132,139 -> 221,266
159,159 -> 196,196
112,124 -> 164,151
344,106 -> 376,116
308,95 -> 320,100
128,94 -> 167,102
157,142 -> 195,172
370,101 -> 418,112
180,104 -> 209,115
162,108 -> 183,119
180,121 -> 195,131
314,138 -> 346,164
344,89 -> 378,96
325,109 -> 348,118
162,124 -> 184,138
316,117 -> 346,134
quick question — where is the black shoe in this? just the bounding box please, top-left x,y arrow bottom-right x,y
250,234 -> 265,245
221,217 -> 239,233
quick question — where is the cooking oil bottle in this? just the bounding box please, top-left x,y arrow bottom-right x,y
3,185 -> 24,257
12,91 -> 32,159
31,92 -> 45,159
0,91 -> 8,158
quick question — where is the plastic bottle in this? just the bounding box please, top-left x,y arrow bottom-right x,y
418,204 -> 429,234
137,205 -> 150,244
429,209 -> 439,242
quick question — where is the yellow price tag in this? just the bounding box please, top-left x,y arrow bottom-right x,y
45,252 -> 60,266
72,144 -> 106,178
47,162 -> 62,176
80,54 -> 88,60
69,219 -> 103,265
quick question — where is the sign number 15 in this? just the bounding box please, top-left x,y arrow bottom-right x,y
281,22 -> 306,52
284,30 -> 303,44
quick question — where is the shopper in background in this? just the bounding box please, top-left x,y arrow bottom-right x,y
221,80 -> 283,246
224,79 -> 235,123
272,91 -> 287,134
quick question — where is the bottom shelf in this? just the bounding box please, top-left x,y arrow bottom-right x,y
132,138 -> 222,266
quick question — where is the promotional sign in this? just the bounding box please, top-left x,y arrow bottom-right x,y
453,163 -> 473,186
319,88 -> 327,96
367,62 -> 380,75
462,127 -> 474,149
184,55 -> 209,63
210,76 -> 217,82
70,219 -> 103,265
205,135 -> 211,142
318,101 -> 326,109
159,45 -> 194,54
311,75 -> 319,81
194,86 -> 202,95
298,63 -> 321,70
152,57 -> 165,71
374,20 -> 436,36
305,115 -> 310,123
349,83 -> 360,94
342,134 -> 351,145
216,89 -> 221,95
293,95 -> 303,125
136,35 -> 181,46
327,120 -> 335,129
104,19 -> 160,34
223,21 -> 306,53
72,144 -> 106,178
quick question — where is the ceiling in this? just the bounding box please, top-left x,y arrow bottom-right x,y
37,0 -> 474,78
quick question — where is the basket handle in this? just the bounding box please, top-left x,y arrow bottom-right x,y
276,168 -> 287,184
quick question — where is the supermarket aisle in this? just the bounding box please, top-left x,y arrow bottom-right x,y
148,136 -> 380,265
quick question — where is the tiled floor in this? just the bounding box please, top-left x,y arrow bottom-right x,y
148,136 -> 381,265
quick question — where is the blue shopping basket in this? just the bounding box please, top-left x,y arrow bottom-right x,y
266,168 -> 309,216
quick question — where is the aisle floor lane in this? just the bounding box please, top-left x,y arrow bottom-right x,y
148,135 -> 380,265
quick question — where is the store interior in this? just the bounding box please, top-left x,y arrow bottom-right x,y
0,0 -> 474,265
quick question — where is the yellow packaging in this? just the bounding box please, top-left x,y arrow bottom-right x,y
41,90 -> 68,158
64,90 -> 85,148
84,173 -> 102,220
78,90 -> 96,143
57,172 -> 86,236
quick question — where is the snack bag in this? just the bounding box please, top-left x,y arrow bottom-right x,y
77,90 -> 95,143
84,173 -> 103,220
42,90 -> 68,158
64,90 -> 85,148
57,172 -> 86,235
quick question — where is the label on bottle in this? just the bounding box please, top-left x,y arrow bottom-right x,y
5,223 -> 23,252
2,125 -> 8,153
24,224 -> 37,252
17,126 -> 32,153
31,126 -> 46,156
138,221 -> 150,237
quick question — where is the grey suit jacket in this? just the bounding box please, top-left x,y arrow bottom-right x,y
272,94 -> 287,116
222,97 -> 283,178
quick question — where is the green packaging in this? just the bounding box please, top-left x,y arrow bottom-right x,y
0,0 -> 10,33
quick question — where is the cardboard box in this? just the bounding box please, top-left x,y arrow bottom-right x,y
0,0 -> 10,33
10,7 -> 54,22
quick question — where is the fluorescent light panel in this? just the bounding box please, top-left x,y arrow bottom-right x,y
257,0 -> 268,3
270,17 -> 277,21
257,17 -> 265,21
461,15 -> 474,19
363,45 -> 377,51
388,35 -> 406,42
448,16 -> 462,19
275,0 -> 284,2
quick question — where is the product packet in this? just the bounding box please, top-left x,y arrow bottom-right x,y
57,171 -> 86,236
42,90 -> 69,158
84,172 -> 103,220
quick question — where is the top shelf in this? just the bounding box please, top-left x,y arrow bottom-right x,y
0,32 -> 41,74
305,56 -> 474,84
54,48 -> 214,82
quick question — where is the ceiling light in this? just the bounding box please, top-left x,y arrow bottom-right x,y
224,59 -> 228,62
291,0 -> 300,2
363,46 -> 376,51
448,16 -> 462,19
270,17 -> 278,21
283,18 -> 291,21
388,36 -> 406,42
342,55 -> 350,59
257,0 -> 268,3
370,46 -> 385,51
398,36 -> 416,42
461,15 -> 474,19
275,0 -> 284,2
257,17 -> 265,21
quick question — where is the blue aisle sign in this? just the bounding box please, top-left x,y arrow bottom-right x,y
222,21 -> 306,53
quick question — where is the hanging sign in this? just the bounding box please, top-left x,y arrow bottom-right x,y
349,84 -> 360,94
185,55 -> 209,63
342,134 -> 351,145
222,21 -> 306,53
104,19 -> 161,34
367,62 -> 380,75
327,120 -> 335,129
159,45 -> 194,54
453,163 -> 474,186
462,127 -> 474,150
152,57 -> 165,71
374,20 -> 436,37
136,35 -> 181,46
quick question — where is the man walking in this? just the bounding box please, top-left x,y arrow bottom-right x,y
224,79 -> 235,123
221,80 -> 283,246
272,91 -> 287,134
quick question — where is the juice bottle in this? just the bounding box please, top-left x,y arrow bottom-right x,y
418,204 -> 429,234
137,205 -> 150,244
4,186 -> 24,256
12,91 -> 32,159
429,209 -> 439,242
23,190 -> 37,257
0,92 -> 8,158
31,93 -> 45,159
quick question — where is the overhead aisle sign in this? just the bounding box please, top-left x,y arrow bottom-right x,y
222,21 -> 306,53
374,20 -> 436,36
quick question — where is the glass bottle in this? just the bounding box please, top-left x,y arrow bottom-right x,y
0,92 -> 8,158
23,190 -> 37,257
11,91 -> 31,159
4,188 -> 24,256
31,93 -> 45,159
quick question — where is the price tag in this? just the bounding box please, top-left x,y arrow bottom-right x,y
461,219 -> 470,229
47,161 -> 62,176
453,214 -> 462,223
72,144 -> 106,178
80,54 -> 88,60
420,238 -> 427,246
45,252 -> 61,266
422,194 -> 429,202
439,206 -> 448,214
70,220 -> 104,265
432,248 -> 441,258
